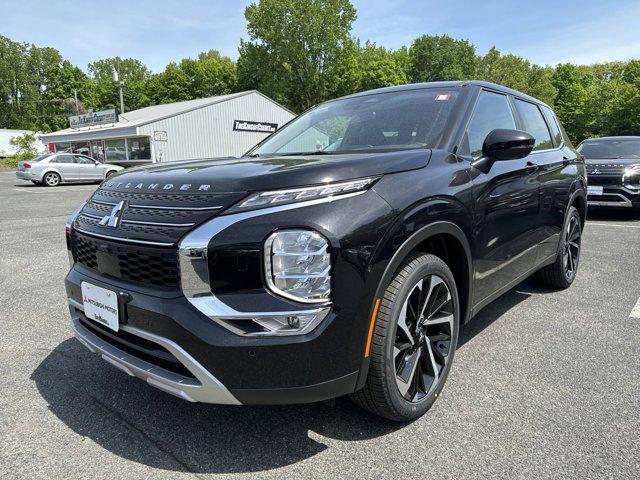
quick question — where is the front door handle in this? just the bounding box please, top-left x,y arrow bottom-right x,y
562,156 -> 572,166
525,161 -> 539,173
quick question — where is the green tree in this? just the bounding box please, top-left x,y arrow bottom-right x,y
239,0 -> 358,112
88,57 -> 151,112
551,63 -> 594,142
148,50 -> 238,104
408,34 -> 476,83
9,132 -> 40,161
357,41 -> 407,91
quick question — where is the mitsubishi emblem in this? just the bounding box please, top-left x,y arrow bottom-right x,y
592,168 -> 601,175
99,201 -> 127,228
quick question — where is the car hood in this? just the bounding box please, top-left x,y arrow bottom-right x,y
585,158 -> 640,166
101,149 -> 431,194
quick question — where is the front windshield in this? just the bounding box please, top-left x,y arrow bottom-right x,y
252,88 -> 460,156
578,139 -> 640,159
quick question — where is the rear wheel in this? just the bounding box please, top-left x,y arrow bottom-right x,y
537,206 -> 582,289
43,172 -> 61,187
351,253 -> 459,421
31,180 -> 41,185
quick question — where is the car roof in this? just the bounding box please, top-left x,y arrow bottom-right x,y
580,136 -> 640,142
336,80 -> 552,109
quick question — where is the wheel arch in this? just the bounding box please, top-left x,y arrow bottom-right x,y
354,211 -> 474,391
373,220 -> 473,325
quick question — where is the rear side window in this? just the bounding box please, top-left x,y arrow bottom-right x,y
52,155 -> 74,164
514,99 -> 553,151
459,90 -> 516,158
541,106 -> 563,147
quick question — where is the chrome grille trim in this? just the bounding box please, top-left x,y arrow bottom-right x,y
74,227 -> 175,246
91,199 -> 223,211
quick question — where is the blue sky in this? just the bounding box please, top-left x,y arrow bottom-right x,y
1,0 -> 639,72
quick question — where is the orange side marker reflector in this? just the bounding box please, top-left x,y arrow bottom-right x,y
364,298 -> 381,357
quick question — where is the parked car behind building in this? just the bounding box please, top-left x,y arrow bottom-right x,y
16,153 -> 123,186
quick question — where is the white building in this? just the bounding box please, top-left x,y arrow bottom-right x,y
0,129 -> 47,157
39,91 -> 295,166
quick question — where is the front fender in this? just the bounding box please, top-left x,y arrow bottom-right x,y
354,195 -> 475,389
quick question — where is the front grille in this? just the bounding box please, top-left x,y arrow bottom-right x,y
74,233 -> 180,289
586,164 -> 627,176
78,315 -> 195,379
73,187 -> 246,244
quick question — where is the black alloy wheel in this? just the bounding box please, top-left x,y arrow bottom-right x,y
537,205 -> 582,289
563,213 -> 581,280
394,274 -> 454,402
351,253 -> 459,421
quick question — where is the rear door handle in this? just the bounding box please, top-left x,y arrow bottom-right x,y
562,156 -> 572,166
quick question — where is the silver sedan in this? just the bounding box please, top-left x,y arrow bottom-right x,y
15,153 -> 123,187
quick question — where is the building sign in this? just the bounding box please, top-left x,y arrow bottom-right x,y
69,109 -> 118,129
153,130 -> 168,141
233,120 -> 278,133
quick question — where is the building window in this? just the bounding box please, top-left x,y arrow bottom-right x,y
55,142 -> 71,153
127,137 -> 151,160
71,142 -> 91,156
105,139 -> 127,162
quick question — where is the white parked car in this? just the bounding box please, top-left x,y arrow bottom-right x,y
15,153 -> 124,187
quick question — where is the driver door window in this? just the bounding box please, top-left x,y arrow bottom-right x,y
459,91 -> 516,158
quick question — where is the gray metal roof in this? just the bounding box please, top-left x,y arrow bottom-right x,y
40,91 -> 280,139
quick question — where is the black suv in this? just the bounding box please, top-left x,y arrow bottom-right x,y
577,136 -> 640,209
65,81 -> 586,421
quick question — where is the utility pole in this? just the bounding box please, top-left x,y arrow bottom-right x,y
73,89 -> 79,114
113,60 -> 125,114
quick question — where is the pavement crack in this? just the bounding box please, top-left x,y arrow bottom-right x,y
84,392 -> 204,479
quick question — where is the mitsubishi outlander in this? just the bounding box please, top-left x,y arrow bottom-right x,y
65,81 -> 586,421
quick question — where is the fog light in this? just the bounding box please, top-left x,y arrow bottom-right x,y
251,310 -> 328,335
264,230 -> 331,303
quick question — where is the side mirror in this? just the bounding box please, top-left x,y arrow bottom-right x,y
483,129 -> 534,161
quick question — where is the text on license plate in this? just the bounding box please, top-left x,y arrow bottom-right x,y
588,186 -> 603,196
81,282 -> 119,332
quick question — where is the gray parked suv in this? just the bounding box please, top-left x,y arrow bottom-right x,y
15,153 -> 123,186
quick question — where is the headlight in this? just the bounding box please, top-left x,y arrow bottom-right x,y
623,165 -> 640,190
264,230 -> 331,304
226,177 -> 377,213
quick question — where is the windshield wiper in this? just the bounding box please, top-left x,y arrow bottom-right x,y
277,151 -> 332,156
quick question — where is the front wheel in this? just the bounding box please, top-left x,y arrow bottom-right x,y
351,253 -> 459,421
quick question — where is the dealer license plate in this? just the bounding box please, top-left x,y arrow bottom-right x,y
588,186 -> 603,196
81,282 -> 119,332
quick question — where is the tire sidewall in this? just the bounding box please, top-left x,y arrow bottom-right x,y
561,206 -> 581,284
44,172 -> 60,187
382,256 -> 460,419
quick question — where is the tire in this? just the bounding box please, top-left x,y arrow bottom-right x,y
43,172 -> 61,187
105,170 -> 116,179
31,180 -> 41,185
351,253 -> 460,421
537,206 -> 582,289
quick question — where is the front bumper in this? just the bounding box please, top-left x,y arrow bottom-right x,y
64,189 -> 393,404
66,266 -> 360,404
587,183 -> 640,208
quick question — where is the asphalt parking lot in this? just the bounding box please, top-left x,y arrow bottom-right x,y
1,170 -> 639,480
